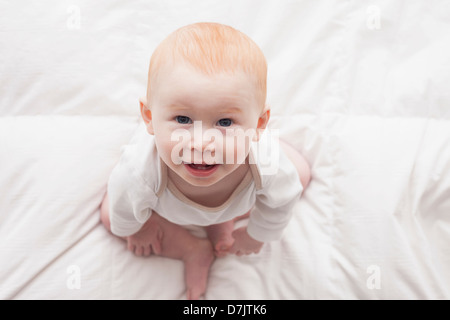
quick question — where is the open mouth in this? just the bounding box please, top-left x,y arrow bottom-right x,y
183,162 -> 219,177
188,163 -> 216,170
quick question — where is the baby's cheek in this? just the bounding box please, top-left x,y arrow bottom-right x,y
159,138 -> 183,165
223,135 -> 249,165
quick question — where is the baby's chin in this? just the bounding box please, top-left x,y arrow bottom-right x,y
183,179 -> 221,188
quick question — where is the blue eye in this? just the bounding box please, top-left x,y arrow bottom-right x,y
217,118 -> 233,127
175,116 -> 192,124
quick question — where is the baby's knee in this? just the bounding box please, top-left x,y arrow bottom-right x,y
280,140 -> 311,190
298,157 -> 311,190
100,192 -> 111,232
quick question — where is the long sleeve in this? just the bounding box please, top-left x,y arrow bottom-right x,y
107,124 -> 160,237
108,161 -> 158,237
247,135 -> 303,242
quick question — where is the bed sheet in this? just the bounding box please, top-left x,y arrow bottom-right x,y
1,0 -> 450,299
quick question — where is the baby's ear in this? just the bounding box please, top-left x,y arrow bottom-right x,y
254,105 -> 270,141
139,97 -> 154,135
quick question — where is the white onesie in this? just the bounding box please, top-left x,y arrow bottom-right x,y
107,123 -> 303,242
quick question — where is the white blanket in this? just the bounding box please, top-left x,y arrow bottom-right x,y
1,0 -> 449,299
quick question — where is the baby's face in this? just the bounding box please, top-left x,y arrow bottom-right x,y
142,64 -> 268,187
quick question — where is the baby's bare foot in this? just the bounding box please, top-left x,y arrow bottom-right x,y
206,221 -> 235,257
126,215 -> 163,257
206,211 -> 250,257
184,239 -> 215,300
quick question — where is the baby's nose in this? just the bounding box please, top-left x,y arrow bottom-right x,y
189,138 -> 215,153
188,134 -> 218,164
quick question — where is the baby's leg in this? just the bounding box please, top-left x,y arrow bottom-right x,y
150,213 -> 214,300
100,193 -> 214,300
205,211 -> 250,257
280,140 -> 311,190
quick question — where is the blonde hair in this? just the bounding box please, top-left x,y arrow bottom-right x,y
147,22 -> 267,106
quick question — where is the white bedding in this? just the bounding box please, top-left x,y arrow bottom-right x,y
1,0 -> 449,299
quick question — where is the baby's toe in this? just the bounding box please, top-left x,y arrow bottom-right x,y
134,245 -> 144,256
214,240 -> 234,257
143,244 -> 152,256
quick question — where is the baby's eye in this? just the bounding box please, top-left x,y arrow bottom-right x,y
175,116 -> 192,124
217,118 -> 233,127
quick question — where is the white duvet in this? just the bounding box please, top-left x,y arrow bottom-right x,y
1,0 -> 449,299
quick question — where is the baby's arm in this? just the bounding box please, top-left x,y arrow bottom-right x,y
235,144 -> 304,253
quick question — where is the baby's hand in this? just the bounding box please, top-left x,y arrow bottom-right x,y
229,227 -> 264,256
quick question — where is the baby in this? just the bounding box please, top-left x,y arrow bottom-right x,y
100,22 -> 311,299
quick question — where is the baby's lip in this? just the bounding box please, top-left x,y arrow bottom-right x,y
182,161 -> 218,166
183,162 -> 219,177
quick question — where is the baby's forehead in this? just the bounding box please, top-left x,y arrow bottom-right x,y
152,62 -> 261,94
156,66 -> 261,105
